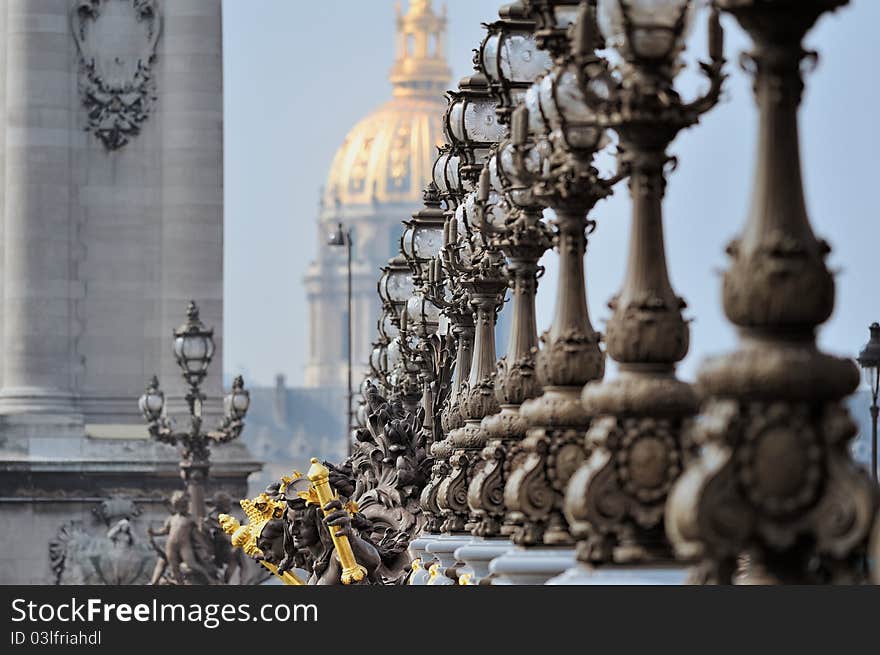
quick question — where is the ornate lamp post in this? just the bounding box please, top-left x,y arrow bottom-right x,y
139,301 -> 250,522
452,4 -> 556,583
491,1 -> 621,584
556,0 -> 725,582
666,0 -> 877,584
368,303 -> 400,397
378,254 -> 422,409
400,185 -> 457,452
328,222 -> 354,454
434,72 -> 508,539
858,323 -> 880,481
413,149 -> 476,575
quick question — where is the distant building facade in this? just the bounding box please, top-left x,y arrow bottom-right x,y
303,0 -> 451,389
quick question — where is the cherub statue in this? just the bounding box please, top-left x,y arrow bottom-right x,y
148,490 -> 218,585
205,491 -> 248,584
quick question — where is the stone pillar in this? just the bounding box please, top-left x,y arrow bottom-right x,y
0,0 -> 80,418
158,0 -> 224,411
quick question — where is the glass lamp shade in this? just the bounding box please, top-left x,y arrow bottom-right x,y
524,81 -> 549,135
413,226 -> 445,260
386,338 -> 403,370
378,256 -> 415,313
405,293 -> 441,338
138,384 -> 164,420
539,66 -> 603,151
432,148 -> 464,200
223,377 -> 250,420
498,141 -> 539,204
481,155 -> 509,228
404,185 -> 447,266
598,0 -> 695,60
445,73 -> 506,170
386,271 -> 414,308
369,344 -> 388,375
865,367 -> 880,396
481,18 -> 553,112
173,330 -> 215,380
381,312 -> 399,340
401,224 -> 416,259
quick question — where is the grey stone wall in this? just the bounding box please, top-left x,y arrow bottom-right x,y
0,0 -> 258,584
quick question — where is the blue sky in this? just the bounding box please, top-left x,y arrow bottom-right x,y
223,0 -> 880,389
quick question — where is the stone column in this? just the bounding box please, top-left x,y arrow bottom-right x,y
0,0 -> 79,418
158,0 -> 224,411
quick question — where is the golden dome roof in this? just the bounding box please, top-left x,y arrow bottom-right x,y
323,1 -> 450,209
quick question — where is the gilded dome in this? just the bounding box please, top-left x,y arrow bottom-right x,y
323,1 -> 451,209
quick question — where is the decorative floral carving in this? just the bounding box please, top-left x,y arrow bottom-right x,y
668,398 -> 875,582
504,428 -> 588,546
565,416 -> 684,564
436,452 -> 470,534
467,440 -> 507,536
535,328 -> 604,389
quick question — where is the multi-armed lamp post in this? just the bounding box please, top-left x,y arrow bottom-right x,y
139,301 -> 250,521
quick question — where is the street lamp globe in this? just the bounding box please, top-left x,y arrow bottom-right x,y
386,337 -> 403,371
597,0 -> 696,61
480,3 -> 553,120
223,375 -> 250,421
369,344 -> 388,377
378,255 -> 415,323
138,375 -> 165,422
444,72 -> 506,176
401,184 -> 447,280
536,64 -> 604,151
173,301 -> 216,387
431,146 -> 466,204
327,222 -> 348,247
405,292 -> 442,339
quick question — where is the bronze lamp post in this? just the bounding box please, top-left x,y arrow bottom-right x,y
858,322 -> 880,481
559,0 -> 725,578
665,0 -> 878,584
328,222 -> 354,455
139,301 -> 250,522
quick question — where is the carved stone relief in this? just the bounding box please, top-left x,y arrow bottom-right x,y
49,498 -> 156,585
71,0 -> 162,150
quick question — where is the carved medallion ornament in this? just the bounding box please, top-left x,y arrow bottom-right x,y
72,0 -> 162,150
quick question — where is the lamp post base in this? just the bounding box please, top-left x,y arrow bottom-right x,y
488,546 -> 576,585
425,534 -> 473,585
547,562 -> 690,585
455,537 -> 513,584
